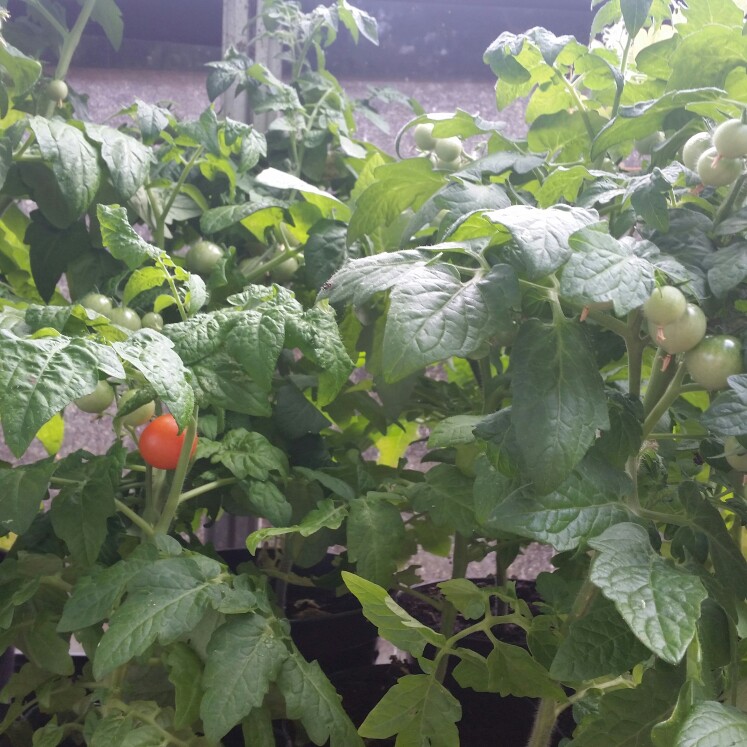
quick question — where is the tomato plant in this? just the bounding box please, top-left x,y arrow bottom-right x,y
697,146 -> 743,186
185,239 -> 224,274
78,292 -> 113,317
647,303 -> 707,354
108,306 -> 141,331
713,117 -> 747,158
682,131 -> 712,170
117,390 -> 156,427
138,413 -> 198,470
685,335 -> 743,390
413,122 -> 437,151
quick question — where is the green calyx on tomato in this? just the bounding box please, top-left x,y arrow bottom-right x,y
685,335 -> 743,391
697,147 -> 743,187
682,132 -> 712,171
713,118 -> 747,159
109,306 -> 142,331
647,303 -> 706,354
139,414 -> 198,470
74,380 -> 115,414
186,240 -> 224,274
117,390 -> 156,427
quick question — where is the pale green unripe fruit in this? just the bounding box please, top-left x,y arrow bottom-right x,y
682,132 -> 711,170
685,335 -> 742,391
713,118 -> 747,158
724,436 -> 747,472
413,123 -> 437,151
434,136 -> 462,162
647,303 -> 706,354
74,380 -> 115,413
643,286 -> 687,325
697,147 -> 743,187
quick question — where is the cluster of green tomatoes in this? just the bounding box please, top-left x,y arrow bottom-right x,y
681,115 -> 747,187
412,122 -> 464,170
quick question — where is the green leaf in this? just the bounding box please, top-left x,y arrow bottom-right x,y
561,227 -> 656,314
347,496 -> 407,587
97,204 -> 161,269
93,557 -> 222,678
255,167 -> 349,219
200,614 -> 288,742
589,523 -> 708,664
200,199 -> 285,235
27,117 -> 101,227
49,457 -> 116,566
338,0 -> 379,45
278,653 -> 364,746
0,461 -> 54,536
705,242 -> 747,298
122,266 -> 168,305
17,620 -> 73,676
348,158 -> 445,244
621,0 -> 653,37
202,428 -> 287,481
84,0 -> 124,49
113,329 -> 195,426
437,579 -> 485,620
428,415 -> 484,448
358,674 -> 460,746
85,124 -> 151,199
242,705 -> 275,747
571,666 -> 682,747
246,499 -> 347,553
382,265 -> 495,381
528,109 -> 605,161
191,355 -> 272,417
239,480 -> 292,527
304,220 -> 354,290
486,456 -> 636,551
410,464 -> 476,536
0,335 -> 99,457
165,642 -> 203,730
0,43 -> 42,94
667,27 -> 747,91
134,100 -> 171,143
453,644 -> 566,700
486,205 -> 599,280
225,307 -> 286,391
510,320 -> 610,494
57,545 -> 158,631
701,374 -> 747,436
31,719 -> 64,747
674,701 -> 747,747
26,213 -> 90,303
342,572 -> 445,657
549,597 -> 651,681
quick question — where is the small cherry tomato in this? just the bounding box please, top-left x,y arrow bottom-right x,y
434,136 -> 462,162
413,123 -> 437,151
713,118 -> 747,159
109,306 -> 142,331
685,335 -> 743,391
697,147 -> 743,187
186,240 -> 224,274
45,79 -> 68,102
79,292 -> 113,318
682,132 -> 712,171
139,414 -> 198,470
74,380 -> 115,414
141,312 -> 164,331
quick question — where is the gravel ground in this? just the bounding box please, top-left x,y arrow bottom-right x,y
2,67 -> 551,581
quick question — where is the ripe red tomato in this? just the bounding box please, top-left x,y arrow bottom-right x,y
138,414 -> 197,470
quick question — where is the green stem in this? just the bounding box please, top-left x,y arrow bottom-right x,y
114,498 -> 155,537
713,172 -> 747,228
526,698 -> 559,747
625,309 -> 645,399
107,699 -> 189,747
45,0 -> 99,117
177,477 -> 238,505
556,71 -> 595,141
642,348 -> 677,418
40,575 -> 73,593
584,306 -> 630,339
396,584 -> 444,612
241,247 -> 303,284
610,35 -> 633,119
642,361 -> 687,439
154,409 -> 199,534
478,357 -> 493,414
434,533 -> 470,683
153,146 -> 204,250
156,256 -> 189,322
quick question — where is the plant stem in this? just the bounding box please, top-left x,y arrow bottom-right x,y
642,361 -> 686,439
625,309 -> 645,399
434,533 -> 470,683
45,0 -> 99,117
526,698 -> 559,747
241,246 -> 303,284
177,477 -> 238,505
157,257 -> 189,322
611,35 -> 633,119
556,72 -> 595,142
114,498 -> 155,537
154,409 -> 199,534
108,699 -> 190,747
713,172 -> 747,228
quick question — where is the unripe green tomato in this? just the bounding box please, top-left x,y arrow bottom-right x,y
682,132 -> 712,170
413,123 -> 437,151
643,286 -> 687,325
74,380 -> 115,414
434,136 -> 462,162
79,292 -> 113,317
634,131 -> 665,155
239,257 -> 262,277
109,306 -> 141,331
697,147 -> 743,187
647,303 -> 706,354
435,156 -> 461,171
186,240 -> 224,274
117,390 -> 156,427
270,255 -> 299,282
724,436 -> 747,472
684,335 -> 742,391
141,312 -> 164,331
45,79 -> 68,102
713,118 -> 747,158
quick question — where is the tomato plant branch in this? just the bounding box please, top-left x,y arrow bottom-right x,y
642,361 -> 687,439
156,257 -> 189,322
525,697 -> 559,747
241,246 -> 303,284
555,69 -> 595,142
107,699 -> 190,747
154,410 -> 199,534
611,35 -> 633,119
713,172 -> 747,228
642,348 -> 678,418
395,584 -> 444,612
177,477 -> 238,505
114,498 -> 155,537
